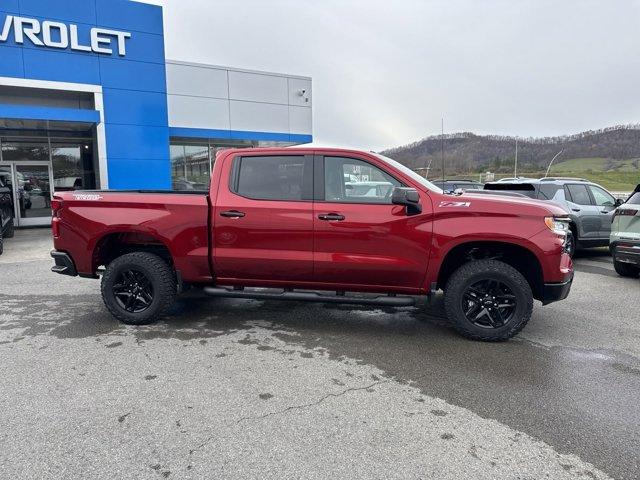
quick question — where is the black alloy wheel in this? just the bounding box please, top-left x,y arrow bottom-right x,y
112,269 -> 154,313
444,259 -> 533,341
101,251 -> 177,325
462,279 -> 517,329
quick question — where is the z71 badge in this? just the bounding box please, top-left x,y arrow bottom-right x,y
439,201 -> 471,208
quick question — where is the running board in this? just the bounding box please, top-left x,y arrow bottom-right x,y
203,287 -> 415,307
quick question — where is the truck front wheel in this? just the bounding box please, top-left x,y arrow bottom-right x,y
101,252 -> 176,325
444,259 -> 533,341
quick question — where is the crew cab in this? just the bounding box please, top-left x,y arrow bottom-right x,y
51,148 -> 574,341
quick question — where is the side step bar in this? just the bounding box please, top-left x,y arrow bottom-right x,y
203,287 -> 415,307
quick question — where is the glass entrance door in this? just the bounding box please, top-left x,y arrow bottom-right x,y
14,163 -> 53,227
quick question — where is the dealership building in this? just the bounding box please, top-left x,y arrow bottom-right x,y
0,0 -> 313,226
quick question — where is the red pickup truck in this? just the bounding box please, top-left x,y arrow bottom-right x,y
51,148 -> 573,341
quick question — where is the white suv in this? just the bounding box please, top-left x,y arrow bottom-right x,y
611,186 -> 640,278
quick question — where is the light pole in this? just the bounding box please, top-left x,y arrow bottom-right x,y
514,138 -> 518,178
544,149 -> 564,178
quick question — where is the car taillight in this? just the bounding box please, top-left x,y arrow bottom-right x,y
51,197 -> 63,216
612,208 -> 638,222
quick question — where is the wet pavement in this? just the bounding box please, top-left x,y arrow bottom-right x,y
0,229 -> 639,479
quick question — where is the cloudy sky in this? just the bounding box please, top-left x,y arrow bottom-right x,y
147,0 -> 640,151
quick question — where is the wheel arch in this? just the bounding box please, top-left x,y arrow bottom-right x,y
436,240 -> 545,301
91,230 -> 173,274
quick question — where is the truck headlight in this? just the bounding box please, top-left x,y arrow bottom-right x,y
544,216 -> 570,236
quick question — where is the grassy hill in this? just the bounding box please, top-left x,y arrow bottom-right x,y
548,158 -> 639,191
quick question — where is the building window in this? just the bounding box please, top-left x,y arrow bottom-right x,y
170,139 -> 299,191
170,144 -> 210,191
51,142 -> 96,191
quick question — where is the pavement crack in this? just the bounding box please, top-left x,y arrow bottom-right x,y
236,380 -> 388,425
188,380 -> 387,456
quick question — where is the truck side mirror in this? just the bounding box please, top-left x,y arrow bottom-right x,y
615,198 -> 624,207
391,187 -> 422,215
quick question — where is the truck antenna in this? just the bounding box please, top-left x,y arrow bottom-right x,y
544,149 -> 564,178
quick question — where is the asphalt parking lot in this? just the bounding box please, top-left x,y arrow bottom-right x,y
1,228 -> 638,480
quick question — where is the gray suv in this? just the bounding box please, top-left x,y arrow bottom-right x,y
484,178 -> 622,256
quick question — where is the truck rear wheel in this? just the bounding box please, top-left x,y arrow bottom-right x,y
101,252 -> 176,325
444,259 -> 533,341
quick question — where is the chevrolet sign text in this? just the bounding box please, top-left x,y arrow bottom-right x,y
0,15 -> 131,56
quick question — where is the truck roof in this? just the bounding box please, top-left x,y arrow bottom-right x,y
217,146 -> 380,158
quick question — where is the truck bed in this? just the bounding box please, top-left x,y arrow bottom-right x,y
52,190 -> 212,282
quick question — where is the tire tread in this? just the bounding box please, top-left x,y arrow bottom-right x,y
444,259 -> 533,342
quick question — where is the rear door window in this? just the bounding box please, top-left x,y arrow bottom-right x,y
233,155 -> 312,201
566,184 -> 592,205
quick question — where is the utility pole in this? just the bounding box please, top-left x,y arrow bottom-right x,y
514,138 -> 518,178
441,118 -> 445,186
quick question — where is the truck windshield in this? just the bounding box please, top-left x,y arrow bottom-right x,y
373,154 -> 443,193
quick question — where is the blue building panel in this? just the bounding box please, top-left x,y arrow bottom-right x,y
22,48 -> 102,84
115,30 -> 165,65
104,124 -> 170,161
0,104 -> 100,123
22,48 -> 100,85
102,88 -> 168,127
0,45 -> 25,77
98,56 -> 167,93
19,0 -> 97,25
0,1 -> 20,14
107,158 -> 171,190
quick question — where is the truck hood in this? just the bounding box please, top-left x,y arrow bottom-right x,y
448,192 -> 569,217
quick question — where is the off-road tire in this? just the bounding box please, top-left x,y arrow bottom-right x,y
613,259 -> 640,278
3,219 -> 14,238
444,259 -> 533,342
101,252 -> 176,325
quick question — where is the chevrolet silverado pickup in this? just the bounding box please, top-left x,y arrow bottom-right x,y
51,148 -> 574,341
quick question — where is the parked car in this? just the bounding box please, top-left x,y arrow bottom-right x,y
0,171 -> 15,255
432,179 -> 484,193
345,181 -> 395,199
51,148 -> 573,342
610,185 -> 640,277
484,178 -> 622,256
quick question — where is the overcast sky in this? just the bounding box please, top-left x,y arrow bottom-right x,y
146,0 -> 640,151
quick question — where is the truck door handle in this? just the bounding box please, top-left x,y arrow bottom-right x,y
318,213 -> 345,221
220,210 -> 245,218
572,208 -> 581,212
